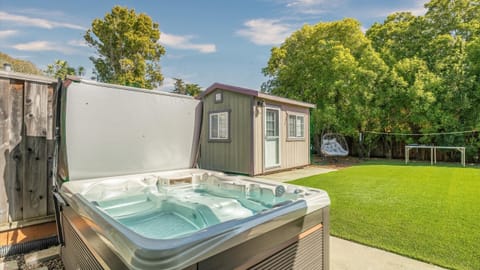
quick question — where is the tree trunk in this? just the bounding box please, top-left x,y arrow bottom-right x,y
383,136 -> 392,159
313,134 -> 322,155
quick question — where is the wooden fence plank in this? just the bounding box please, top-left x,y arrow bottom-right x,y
24,82 -> 48,137
46,85 -> 55,140
23,82 -> 48,220
6,144 -> 25,222
0,78 -> 10,224
6,81 -> 25,221
46,140 -> 55,215
6,82 -> 24,154
46,85 -> 56,215
22,136 -> 47,219
0,79 -> 8,147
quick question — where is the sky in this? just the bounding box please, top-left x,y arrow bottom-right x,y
0,0 -> 428,91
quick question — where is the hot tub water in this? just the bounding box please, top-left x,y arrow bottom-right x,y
90,174 -> 299,239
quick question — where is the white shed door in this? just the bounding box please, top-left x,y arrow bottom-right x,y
265,108 -> 280,168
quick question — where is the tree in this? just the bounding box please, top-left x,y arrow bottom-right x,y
425,0 -> 480,41
0,52 -> 42,75
77,66 -> 86,77
185,84 -> 202,97
44,60 -> 76,79
84,6 -> 165,89
262,1 -> 480,161
172,78 -> 202,96
263,18 -> 388,155
363,0 -> 480,160
44,60 -> 86,79
367,12 -> 429,66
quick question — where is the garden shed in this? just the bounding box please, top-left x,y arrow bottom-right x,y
198,83 -> 315,176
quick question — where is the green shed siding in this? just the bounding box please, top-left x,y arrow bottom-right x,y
199,89 -> 252,174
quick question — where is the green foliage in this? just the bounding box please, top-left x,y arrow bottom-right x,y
263,18 -> 388,155
77,66 -> 86,77
84,6 -> 165,89
264,0 -> 480,158
377,57 -> 439,133
0,52 -> 42,75
366,0 -> 480,153
290,163 -> 480,270
263,18 -> 387,138
467,37 -> 480,74
425,0 -> 480,40
367,13 -> 428,66
172,78 -> 202,96
44,60 -> 78,79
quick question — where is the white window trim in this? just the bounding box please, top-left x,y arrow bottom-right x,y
287,113 -> 305,140
209,111 -> 229,140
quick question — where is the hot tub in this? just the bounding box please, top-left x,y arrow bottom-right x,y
53,78 -> 330,270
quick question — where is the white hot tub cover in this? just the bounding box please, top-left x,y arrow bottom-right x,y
57,79 -> 202,181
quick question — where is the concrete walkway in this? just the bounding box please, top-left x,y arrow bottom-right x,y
260,166 -> 447,270
257,166 -> 337,182
331,237 -> 445,270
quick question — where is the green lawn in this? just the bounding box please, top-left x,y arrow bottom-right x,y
290,162 -> 480,270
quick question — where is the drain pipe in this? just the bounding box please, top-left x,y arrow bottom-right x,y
0,236 -> 58,257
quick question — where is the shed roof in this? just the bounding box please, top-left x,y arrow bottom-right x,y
200,82 -> 316,109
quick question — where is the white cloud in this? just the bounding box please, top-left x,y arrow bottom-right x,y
281,0 -> 427,18
286,0 -> 328,8
398,0 -> 429,16
284,0 -> 343,15
0,30 -> 18,39
159,33 -> 216,53
157,77 -> 176,91
68,39 -> 89,47
398,3 -> 427,16
0,11 -> 85,30
237,19 -> 293,46
15,8 -> 67,19
353,1 -> 428,19
13,41 -> 76,54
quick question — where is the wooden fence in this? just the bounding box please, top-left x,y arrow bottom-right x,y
0,71 -> 57,229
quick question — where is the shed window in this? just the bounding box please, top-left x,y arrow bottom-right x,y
215,92 -> 223,103
288,114 -> 305,139
209,111 -> 229,140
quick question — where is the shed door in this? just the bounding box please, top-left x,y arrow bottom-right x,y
265,107 -> 280,168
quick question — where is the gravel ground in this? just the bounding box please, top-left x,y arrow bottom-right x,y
1,247 -> 64,270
